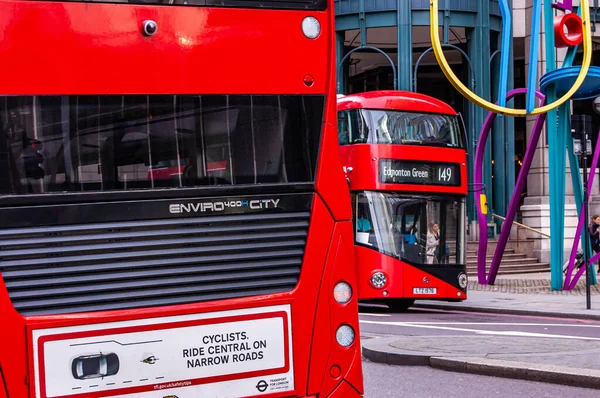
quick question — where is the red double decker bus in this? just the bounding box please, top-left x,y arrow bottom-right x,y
0,1 -> 363,397
337,91 -> 468,311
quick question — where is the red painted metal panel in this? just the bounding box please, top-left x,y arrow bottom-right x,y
0,275 -> 26,398
308,218 -> 362,397
0,2 -> 327,95
354,245 -> 403,300
402,263 -> 466,300
339,144 -> 468,195
354,246 -> 466,301
337,90 -> 457,116
0,1 -> 363,397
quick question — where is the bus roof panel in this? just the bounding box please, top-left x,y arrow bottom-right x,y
337,90 -> 457,116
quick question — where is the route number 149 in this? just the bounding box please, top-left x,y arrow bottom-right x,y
438,167 -> 452,182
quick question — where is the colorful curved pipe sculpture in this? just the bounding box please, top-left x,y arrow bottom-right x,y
429,0 -> 593,116
496,0 -> 511,109
564,131 -> 600,290
429,0 -> 598,288
474,89 -> 546,284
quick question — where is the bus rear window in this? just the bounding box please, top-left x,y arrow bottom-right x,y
0,95 -> 323,195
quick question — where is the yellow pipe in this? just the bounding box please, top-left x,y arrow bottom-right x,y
429,0 -> 592,117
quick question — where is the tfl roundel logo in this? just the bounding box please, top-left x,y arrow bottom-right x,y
256,379 -> 268,392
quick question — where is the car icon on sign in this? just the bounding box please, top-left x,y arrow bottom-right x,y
71,353 -> 120,379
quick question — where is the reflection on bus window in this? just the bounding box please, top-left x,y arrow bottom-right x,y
337,109 -> 462,148
0,95 -> 323,195
338,109 -> 369,145
353,192 -> 465,266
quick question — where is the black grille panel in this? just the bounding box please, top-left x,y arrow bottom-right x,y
0,212 -> 309,316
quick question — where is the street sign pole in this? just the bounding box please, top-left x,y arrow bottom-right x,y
582,131 -> 592,310
572,114 -> 593,310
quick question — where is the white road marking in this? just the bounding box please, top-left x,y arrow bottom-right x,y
359,321 -> 600,328
359,320 -> 600,341
358,313 -> 391,317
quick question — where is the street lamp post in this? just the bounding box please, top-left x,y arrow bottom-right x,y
572,115 -> 593,310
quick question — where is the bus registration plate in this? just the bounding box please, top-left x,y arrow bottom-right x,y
413,287 -> 437,294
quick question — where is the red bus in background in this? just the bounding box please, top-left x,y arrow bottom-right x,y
337,91 -> 468,311
0,1 -> 363,397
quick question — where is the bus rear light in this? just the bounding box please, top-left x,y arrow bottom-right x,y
335,325 -> 355,347
333,282 -> 352,304
458,272 -> 468,289
301,16 -> 320,39
370,271 -> 387,289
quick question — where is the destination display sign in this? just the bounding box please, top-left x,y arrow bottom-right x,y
379,159 -> 461,186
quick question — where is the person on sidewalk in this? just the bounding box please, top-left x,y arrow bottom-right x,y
589,215 -> 600,273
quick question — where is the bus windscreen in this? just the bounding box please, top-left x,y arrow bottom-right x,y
338,109 -> 463,148
354,192 -> 466,266
0,95 -> 323,196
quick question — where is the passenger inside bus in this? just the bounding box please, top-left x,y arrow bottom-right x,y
355,202 -> 373,246
357,215 -> 372,232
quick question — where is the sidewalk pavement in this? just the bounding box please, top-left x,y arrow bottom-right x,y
361,273 -> 600,389
415,272 -> 600,320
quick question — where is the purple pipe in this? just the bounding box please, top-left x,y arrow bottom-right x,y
487,93 -> 547,283
567,253 -> 600,289
564,130 -> 600,289
474,88 -> 546,284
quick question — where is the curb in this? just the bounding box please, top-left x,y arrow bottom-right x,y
411,302 -> 600,321
361,339 -> 430,366
362,340 -> 600,389
361,336 -> 480,367
430,357 -> 600,389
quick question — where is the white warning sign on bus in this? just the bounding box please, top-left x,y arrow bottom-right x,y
31,305 -> 294,398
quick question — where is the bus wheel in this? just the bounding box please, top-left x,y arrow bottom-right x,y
386,299 -> 415,312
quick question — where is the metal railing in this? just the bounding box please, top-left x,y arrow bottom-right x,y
492,213 -> 550,238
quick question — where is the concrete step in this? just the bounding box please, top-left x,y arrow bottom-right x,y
467,268 -> 550,276
467,248 -> 516,255
466,263 -> 550,275
466,262 -> 550,271
466,240 -> 536,256
466,253 -> 526,261
464,238 -> 543,275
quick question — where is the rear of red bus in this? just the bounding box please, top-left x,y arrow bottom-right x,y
337,91 -> 468,311
0,1 -> 363,397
